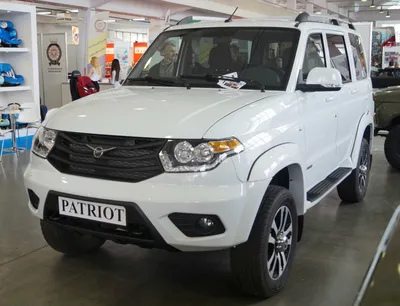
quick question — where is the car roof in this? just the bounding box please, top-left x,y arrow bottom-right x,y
165,17 -> 359,35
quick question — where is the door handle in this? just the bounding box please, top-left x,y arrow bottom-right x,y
325,96 -> 335,102
351,89 -> 359,94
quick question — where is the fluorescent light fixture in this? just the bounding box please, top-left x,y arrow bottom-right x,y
105,19 -> 116,23
315,11 -> 322,14
132,18 -> 146,21
37,11 -> 52,15
70,9 -> 79,13
370,1 -> 376,8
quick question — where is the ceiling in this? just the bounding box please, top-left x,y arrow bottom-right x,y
5,0 -> 400,23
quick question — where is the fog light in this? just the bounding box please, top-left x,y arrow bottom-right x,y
197,217 -> 215,231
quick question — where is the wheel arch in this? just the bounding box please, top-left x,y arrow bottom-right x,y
248,143 -> 306,216
351,113 -> 374,165
388,115 -> 400,130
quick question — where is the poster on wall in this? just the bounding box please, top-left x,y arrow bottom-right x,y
87,11 -> 109,77
372,27 -> 395,66
72,26 -> 79,45
133,42 -> 147,65
382,46 -> 400,68
42,33 -> 68,109
114,41 -> 131,80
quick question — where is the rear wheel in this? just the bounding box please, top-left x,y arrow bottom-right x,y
384,125 -> 400,170
41,220 -> 105,256
230,186 -> 298,298
337,138 -> 370,203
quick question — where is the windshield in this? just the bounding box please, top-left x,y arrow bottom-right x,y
125,27 -> 300,91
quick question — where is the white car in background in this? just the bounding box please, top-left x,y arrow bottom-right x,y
24,13 -> 374,298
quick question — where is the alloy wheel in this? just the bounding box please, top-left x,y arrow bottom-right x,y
358,146 -> 369,193
267,206 -> 293,280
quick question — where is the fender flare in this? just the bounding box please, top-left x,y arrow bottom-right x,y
247,143 -> 306,215
248,143 -> 305,182
350,112 -> 374,167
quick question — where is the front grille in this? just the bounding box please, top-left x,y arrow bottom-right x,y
48,131 -> 166,183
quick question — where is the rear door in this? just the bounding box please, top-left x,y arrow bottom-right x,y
331,32 -> 370,164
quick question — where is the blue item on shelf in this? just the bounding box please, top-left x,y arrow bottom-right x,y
0,63 -> 24,86
0,21 -> 22,47
0,118 -> 10,127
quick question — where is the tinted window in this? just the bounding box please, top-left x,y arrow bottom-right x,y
327,34 -> 352,83
349,33 -> 368,80
126,27 -> 300,91
302,33 -> 326,81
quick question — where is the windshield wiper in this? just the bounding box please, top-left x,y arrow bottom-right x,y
180,74 -> 266,92
125,76 -> 176,86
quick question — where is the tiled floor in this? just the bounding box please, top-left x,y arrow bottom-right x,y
0,137 -> 399,306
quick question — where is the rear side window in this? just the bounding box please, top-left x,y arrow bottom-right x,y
326,34 -> 352,83
349,34 -> 368,80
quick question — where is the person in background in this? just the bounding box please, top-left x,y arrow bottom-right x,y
388,60 -> 395,68
88,56 -> 101,91
111,59 -> 121,88
230,44 -> 245,71
148,41 -> 176,77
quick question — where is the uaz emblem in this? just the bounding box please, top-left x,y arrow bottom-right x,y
86,145 -> 116,158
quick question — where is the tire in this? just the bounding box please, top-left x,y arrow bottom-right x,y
384,125 -> 400,170
230,185 -> 298,298
337,138 -> 371,203
41,220 -> 105,256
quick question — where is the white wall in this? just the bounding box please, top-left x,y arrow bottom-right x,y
37,23 -> 74,45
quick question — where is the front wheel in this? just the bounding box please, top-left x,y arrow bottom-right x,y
337,138 -> 371,203
230,185 -> 298,298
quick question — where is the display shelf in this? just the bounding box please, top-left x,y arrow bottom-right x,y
0,47 -> 29,53
0,86 -> 31,92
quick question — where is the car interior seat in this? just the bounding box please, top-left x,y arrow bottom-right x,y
76,76 -> 98,99
0,63 -> 24,86
69,70 -> 82,101
208,38 -> 234,74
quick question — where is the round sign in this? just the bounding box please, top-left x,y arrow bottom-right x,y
94,19 -> 106,32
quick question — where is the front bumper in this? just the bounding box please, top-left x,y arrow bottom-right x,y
24,155 -> 268,251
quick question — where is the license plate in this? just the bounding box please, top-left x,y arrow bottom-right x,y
58,196 -> 127,226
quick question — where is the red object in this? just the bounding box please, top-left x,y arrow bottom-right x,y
133,42 -> 148,64
105,42 -> 114,78
382,35 -> 396,47
76,76 -> 98,98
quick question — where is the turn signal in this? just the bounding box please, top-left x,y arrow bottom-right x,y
209,139 -> 243,153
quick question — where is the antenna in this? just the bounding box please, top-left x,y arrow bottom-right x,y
225,7 -> 238,23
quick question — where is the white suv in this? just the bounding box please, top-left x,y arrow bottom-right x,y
24,13 -> 374,298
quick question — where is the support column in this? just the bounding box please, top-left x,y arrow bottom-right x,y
286,0 -> 297,11
306,3 -> 314,13
78,8 -> 91,75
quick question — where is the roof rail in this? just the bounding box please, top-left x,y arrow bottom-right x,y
295,12 -> 355,30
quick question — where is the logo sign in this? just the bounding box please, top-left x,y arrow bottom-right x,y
86,145 -> 116,158
46,39 -> 62,66
94,19 -> 106,32
134,47 -> 146,54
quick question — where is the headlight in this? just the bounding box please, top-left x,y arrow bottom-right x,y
32,127 -> 58,158
159,138 -> 244,172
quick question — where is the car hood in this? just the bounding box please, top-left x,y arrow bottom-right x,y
46,86 -> 282,139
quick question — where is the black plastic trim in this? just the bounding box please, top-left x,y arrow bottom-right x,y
43,191 -> 178,251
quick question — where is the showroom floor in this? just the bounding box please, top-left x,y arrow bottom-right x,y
0,137 -> 399,306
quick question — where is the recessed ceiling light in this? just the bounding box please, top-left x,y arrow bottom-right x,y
315,11 -> 322,15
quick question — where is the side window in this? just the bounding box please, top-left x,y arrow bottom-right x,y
326,34 -> 352,83
302,34 -> 326,81
349,34 -> 368,80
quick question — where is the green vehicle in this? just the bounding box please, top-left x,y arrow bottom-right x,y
374,86 -> 400,169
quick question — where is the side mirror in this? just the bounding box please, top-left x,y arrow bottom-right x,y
297,67 -> 343,92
